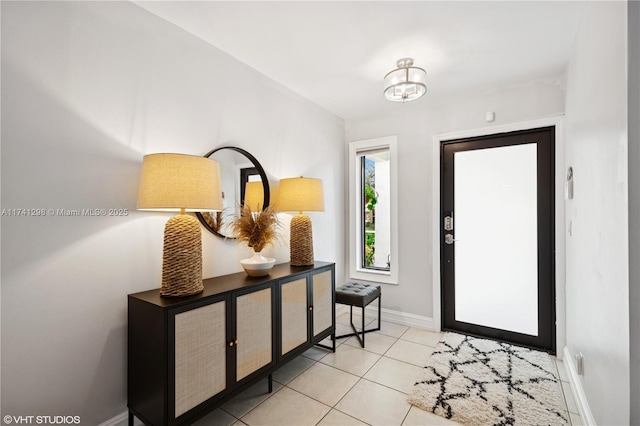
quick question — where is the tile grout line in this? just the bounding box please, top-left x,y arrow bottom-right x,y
296,338 -> 418,423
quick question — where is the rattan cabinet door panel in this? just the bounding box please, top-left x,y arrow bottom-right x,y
236,287 -> 273,381
280,277 -> 309,356
312,270 -> 333,336
174,301 -> 227,417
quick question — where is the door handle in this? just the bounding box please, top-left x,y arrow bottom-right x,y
444,234 -> 458,245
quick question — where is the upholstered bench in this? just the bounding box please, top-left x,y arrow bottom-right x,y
335,282 -> 381,347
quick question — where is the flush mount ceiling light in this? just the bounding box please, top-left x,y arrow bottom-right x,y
383,58 -> 427,102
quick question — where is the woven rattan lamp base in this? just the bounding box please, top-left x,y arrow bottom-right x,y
161,214 -> 204,297
290,213 -> 314,266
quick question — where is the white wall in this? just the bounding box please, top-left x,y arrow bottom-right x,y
563,1 -> 630,424
628,2 -> 640,423
0,2 -> 344,423
345,76 -> 565,319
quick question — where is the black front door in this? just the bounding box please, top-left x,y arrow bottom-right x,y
441,127 -> 555,353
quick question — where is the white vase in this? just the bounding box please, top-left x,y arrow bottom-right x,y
240,250 -> 276,277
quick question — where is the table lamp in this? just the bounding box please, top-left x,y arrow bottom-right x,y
243,180 -> 264,212
138,153 -> 222,297
277,177 -> 324,266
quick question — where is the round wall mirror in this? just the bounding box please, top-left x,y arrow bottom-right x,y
196,146 -> 271,238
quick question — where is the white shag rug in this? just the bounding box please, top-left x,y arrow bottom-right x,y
408,333 -> 568,426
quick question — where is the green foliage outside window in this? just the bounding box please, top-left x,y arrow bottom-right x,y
364,180 -> 377,231
365,186 -> 377,212
365,232 -> 375,266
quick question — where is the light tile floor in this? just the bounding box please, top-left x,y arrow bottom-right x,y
190,313 -> 582,426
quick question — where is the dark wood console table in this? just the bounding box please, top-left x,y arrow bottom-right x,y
128,262 -> 335,426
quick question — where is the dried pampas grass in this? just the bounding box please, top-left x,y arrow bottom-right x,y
231,205 -> 280,252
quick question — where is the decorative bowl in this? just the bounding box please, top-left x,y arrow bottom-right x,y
240,252 -> 276,277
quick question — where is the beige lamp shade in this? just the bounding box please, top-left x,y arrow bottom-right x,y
244,181 -> 264,211
277,177 -> 324,213
137,153 -> 223,212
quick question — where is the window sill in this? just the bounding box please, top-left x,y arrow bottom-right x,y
351,268 -> 398,285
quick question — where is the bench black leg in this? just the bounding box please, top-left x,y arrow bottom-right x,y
378,293 -> 382,330
361,304 -> 365,347
336,295 -> 382,348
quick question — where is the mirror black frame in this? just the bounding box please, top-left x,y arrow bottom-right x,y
196,146 -> 271,238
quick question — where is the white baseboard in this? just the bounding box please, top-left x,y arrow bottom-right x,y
563,346 -> 596,425
336,303 -> 436,330
363,305 -> 435,330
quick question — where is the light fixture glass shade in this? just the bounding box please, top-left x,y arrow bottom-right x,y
244,181 -> 264,211
277,177 -> 324,213
137,153 -> 223,212
383,58 -> 427,102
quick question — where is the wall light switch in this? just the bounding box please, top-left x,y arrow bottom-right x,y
575,352 -> 584,375
565,167 -> 574,200
485,111 -> 495,122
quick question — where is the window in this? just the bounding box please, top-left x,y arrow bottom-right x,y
349,136 -> 398,284
360,151 -> 391,271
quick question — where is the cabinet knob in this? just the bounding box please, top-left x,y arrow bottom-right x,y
229,341 -> 234,347
309,306 -> 313,311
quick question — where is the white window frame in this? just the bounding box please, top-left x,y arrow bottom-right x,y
349,136 -> 399,285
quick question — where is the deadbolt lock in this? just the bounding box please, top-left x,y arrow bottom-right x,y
444,215 -> 454,231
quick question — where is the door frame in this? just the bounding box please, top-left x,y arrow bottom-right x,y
431,116 -> 566,354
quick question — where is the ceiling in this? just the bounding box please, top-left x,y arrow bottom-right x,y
133,1 -> 587,121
